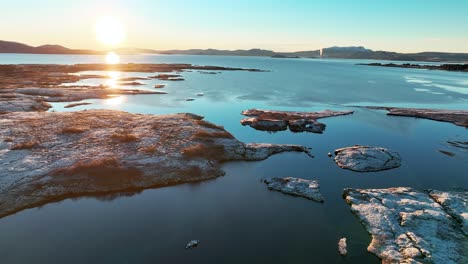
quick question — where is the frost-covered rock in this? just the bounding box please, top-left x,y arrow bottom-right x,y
428,190 -> 468,235
343,187 -> 468,264
334,145 -> 401,172
263,177 -> 324,202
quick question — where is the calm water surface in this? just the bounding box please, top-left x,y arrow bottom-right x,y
0,54 -> 467,263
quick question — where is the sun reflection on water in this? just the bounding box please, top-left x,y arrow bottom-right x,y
105,96 -> 124,105
105,71 -> 121,88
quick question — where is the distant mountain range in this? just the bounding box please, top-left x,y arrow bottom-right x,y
0,40 -> 98,54
2,40 -> 468,62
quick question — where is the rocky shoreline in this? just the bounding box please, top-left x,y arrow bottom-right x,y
362,106 -> 468,128
0,110 -> 313,219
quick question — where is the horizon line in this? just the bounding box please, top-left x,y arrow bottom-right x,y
2,40 -> 468,55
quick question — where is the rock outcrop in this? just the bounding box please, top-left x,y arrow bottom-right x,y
185,240 -> 200,249
334,146 -> 401,172
240,109 -> 354,133
0,87 -> 164,113
448,140 -> 468,149
118,81 -> 145,86
118,77 -> 150,81
364,107 -> 468,128
64,102 -> 92,108
150,74 -> 185,81
338,238 -> 348,256
343,187 -> 468,264
263,177 -> 323,202
0,110 -> 313,219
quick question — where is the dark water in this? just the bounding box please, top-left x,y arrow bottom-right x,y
0,54 -> 467,263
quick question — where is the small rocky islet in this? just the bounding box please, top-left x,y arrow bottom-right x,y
263,177 -> 324,203
240,108 -> 354,133
334,145 -> 402,172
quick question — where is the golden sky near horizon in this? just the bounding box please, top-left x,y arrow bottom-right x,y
2,0 -> 468,53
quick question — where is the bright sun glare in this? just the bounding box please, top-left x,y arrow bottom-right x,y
95,16 -> 125,46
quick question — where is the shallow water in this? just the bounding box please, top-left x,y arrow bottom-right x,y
0,54 -> 467,263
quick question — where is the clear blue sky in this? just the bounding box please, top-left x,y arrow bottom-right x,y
2,0 -> 468,52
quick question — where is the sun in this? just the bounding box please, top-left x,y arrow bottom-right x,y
95,16 -> 125,46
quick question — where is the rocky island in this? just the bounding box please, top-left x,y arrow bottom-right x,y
359,63 -> 468,72
240,109 -> 354,133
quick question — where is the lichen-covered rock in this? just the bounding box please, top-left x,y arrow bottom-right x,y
343,187 -> 468,264
263,177 -> 323,202
240,109 -> 353,133
0,110 -> 313,219
334,146 -> 401,172
338,238 -> 347,256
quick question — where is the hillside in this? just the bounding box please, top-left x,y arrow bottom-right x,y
0,40 -> 98,54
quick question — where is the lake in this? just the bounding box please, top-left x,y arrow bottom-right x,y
0,54 -> 467,263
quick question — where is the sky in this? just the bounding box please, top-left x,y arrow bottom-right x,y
2,0 -> 468,53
